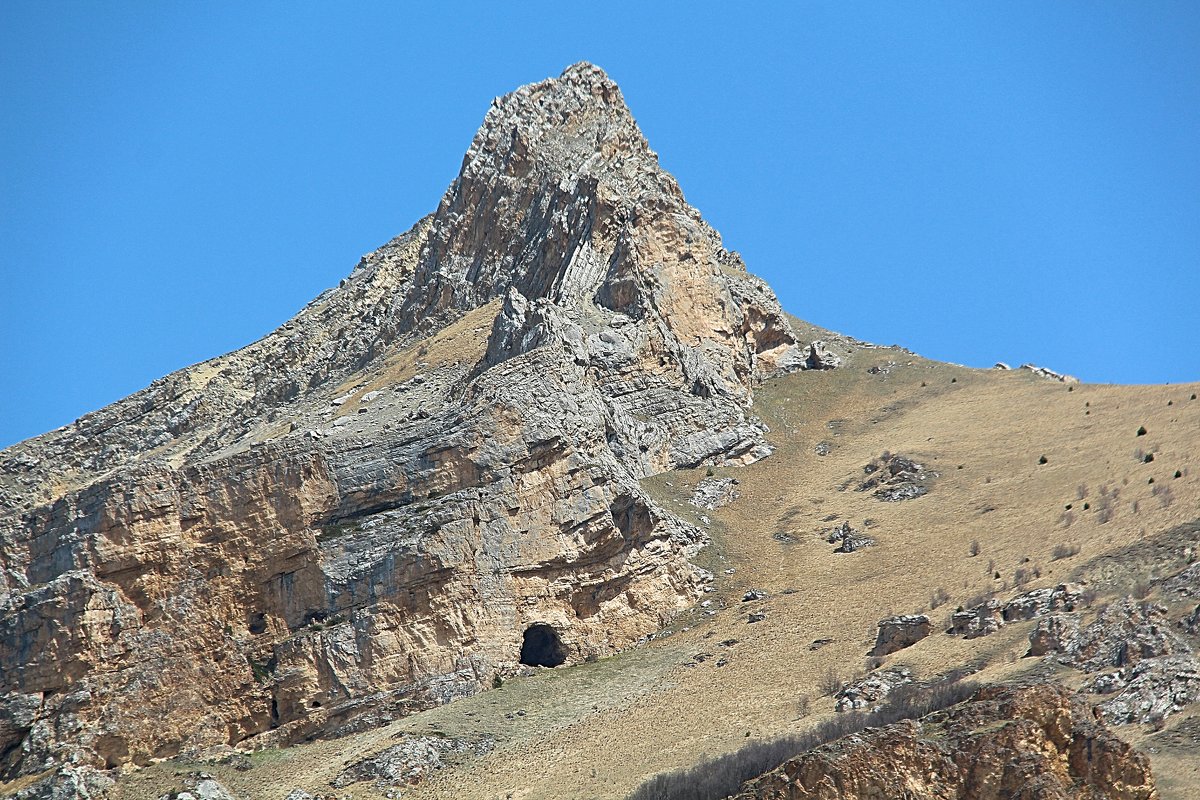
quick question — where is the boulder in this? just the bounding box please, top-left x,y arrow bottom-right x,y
834,667 -> 914,712
872,615 -> 931,656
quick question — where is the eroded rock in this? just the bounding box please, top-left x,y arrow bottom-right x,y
833,667 -> 913,712
733,683 -> 1156,800
0,63 -> 807,778
872,615 -> 931,656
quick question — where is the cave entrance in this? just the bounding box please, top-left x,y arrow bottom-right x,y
519,623 -> 567,667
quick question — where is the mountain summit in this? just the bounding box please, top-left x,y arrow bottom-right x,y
0,63 -> 817,790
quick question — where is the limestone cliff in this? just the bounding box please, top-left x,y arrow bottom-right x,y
0,64 -> 813,782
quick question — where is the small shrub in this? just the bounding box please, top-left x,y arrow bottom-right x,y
1137,426 -> 1147,436
1076,484 -> 1088,500
1013,567 -> 1031,587
930,587 -> 951,609
1038,455 -> 1048,465
1133,582 -> 1152,600
492,674 -> 504,689
1051,543 -> 1080,561
705,466 -> 715,477
1175,470 -> 1183,479
986,558 -> 996,574
796,695 -> 812,717
1144,453 -> 1154,463
969,540 -> 981,557
818,667 -> 843,696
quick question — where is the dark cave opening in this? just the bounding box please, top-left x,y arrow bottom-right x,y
519,623 -> 567,667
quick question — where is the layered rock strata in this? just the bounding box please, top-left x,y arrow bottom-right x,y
0,63 -> 814,779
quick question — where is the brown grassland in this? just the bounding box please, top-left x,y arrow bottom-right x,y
114,321 -> 1200,800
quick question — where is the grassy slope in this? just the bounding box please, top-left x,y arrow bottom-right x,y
114,337 -> 1200,800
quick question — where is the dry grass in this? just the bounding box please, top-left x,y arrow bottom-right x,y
114,333 -> 1200,800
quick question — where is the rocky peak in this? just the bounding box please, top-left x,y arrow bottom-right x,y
0,64 -> 823,786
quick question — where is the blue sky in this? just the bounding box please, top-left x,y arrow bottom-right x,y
2,2 -> 1198,449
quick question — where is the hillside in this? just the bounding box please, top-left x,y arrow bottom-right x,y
2,64 -> 1198,800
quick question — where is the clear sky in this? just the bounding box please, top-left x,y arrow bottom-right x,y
2,3 -> 1198,449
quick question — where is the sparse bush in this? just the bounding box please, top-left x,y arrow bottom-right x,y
796,695 -> 812,717
1157,486 -> 1175,509
1137,426 -> 1147,436
1038,455 -> 1048,465
1050,543 -> 1080,561
986,558 -> 996,575
1013,567 -> 1031,587
1133,582 -> 1152,600
930,587 -> 951,609
969,540 -> 981,557
1060,510 -> 1074,528
1076,484 -> 1088,500
818,667 -> 843,696
1144,453 -> 1154,463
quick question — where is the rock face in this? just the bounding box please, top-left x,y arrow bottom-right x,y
734,683 -> 1157,800
833,666 -> 913,712
949,583 -> 1087,640
871,614 -> 931,656
1027,596 -> 1200,725
856,452 -> 935,502
0,64 -> 820,780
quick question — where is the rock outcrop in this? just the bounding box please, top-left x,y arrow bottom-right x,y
949,583 -> 1086,639
0,64 -> 822,781
871,614 -> 931,656
734,683 -> 1157,800
1026,596 -> 1200,725
833,666 -> 913,712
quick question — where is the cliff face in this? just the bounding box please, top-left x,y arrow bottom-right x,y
0,64 -> 810,778
734,684 -> 1158,800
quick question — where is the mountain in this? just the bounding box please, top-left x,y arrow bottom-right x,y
2,64 -> 1199,800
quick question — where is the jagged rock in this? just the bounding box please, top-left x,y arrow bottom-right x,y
284,791 -> 315,800
171,778 -> 240,800
950,584 -> 1085,640
803,340 -> 841,370
331,735 -> 492,789
0,64 -> 807,778
732,683 -> 1156,800
949,599 -> 1004,639
994,362 -> 1011,370
825,520 -> 874,553
1092,655 -> 1200,726
871,614 -> 931,656
1027,613 -> 1083,657
1046,598 -> 1186,673
1181,604 -> 1200,635
9,765 -> 113,800
857,452 -> 935,502
1164,562 -> 1200,598
688,476 -> 740,510
1020,363 -> 1080,383
742,590 -> 767,602
833,667 -> 913,712
1029,595 -> 1200,725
